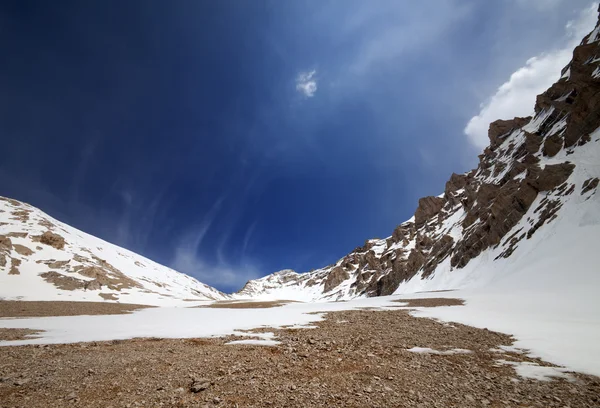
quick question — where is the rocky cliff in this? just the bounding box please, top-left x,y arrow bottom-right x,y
235,8 -> 600,301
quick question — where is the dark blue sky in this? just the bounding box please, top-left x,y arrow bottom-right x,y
0,1 -> 594,291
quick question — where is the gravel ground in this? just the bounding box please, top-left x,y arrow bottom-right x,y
0,329 -> 42,342
0,305 -> 599,407
0,301 -> 149,318
197,301 -> 297,309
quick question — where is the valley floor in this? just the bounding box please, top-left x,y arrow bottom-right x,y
0,300 -> 599,407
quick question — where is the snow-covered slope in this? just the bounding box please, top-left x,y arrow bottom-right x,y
0,196 -> 227,305
236,7 -> 600,302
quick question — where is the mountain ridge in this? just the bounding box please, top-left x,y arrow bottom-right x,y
235,6 -> 600,301
0,195 -> 228,305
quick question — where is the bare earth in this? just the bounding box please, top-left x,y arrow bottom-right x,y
0,301 -> 599,407
0,329 -> 42,342
198,300 -> 297,309
0,301 -> 149,318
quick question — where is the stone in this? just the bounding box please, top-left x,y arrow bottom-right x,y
543,133 -> 563,157
39,231 -> 66,249
414,196 -> 445,227
323,266 -> 349,293
191,379 -> 211,393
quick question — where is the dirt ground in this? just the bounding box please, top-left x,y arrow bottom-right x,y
0,301 -> 149,318
197,300 -> 297,309
0,301 -> 599,407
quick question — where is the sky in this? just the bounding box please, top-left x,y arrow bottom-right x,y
0,1 -> 597,292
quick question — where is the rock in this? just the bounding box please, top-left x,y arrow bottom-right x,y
0,235 -> 13,250
39,231 -> 66,250
582,177 -> 599,194
323,266 -> 349,293
191,379 -> 211,393
65,392 -> 77,401
414,197 -> 445,227
532,163 -> 576,191
84,279 -> 102,291
488,117 -> 531,148
543,133 -> 563,157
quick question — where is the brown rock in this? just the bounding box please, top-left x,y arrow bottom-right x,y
0,235 -> 12,250
85,280 -> 102,291
414,196 -> 444,227
543,134 -> 563,157
581,177 -> 599,195
40,271 -> 86,290
488,117 -> 531,148
39,231 -> 66,250
532,163 -> 576,192
9,258 -> 21,275
13,244 -> 33,256
323,266 -> 350,293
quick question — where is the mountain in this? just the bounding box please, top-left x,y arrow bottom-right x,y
236,8 -> 600,302
0,196 -> 227,305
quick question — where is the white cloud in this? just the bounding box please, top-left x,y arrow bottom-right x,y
464,3 -> 598,148
172,244 -> 260,289
296,70 -> 318,97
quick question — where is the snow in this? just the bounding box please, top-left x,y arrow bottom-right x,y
0,296 -> 400,346
0,197 -> 226,305
391,129 -> 600,377
495,360 -> 574,382
226,339 -> 280,346
586,23 -> 600,44
406,347 -> 472,355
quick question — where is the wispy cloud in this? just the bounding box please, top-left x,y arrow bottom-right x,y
464,3 -> 598,148
170,194 -> 262,290
296,70 -> 318,97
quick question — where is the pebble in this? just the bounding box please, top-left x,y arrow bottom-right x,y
191,379 -> 211,393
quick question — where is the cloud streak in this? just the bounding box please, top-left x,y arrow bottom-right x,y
464,3 -> 598,148
296,70 -> 318,97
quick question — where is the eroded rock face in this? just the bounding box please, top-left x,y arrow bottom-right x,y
414,197 -> 444,227
488,117 -> 531,148
323,266 -> 349,293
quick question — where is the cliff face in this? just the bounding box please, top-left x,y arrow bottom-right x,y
236,8 -> 600,301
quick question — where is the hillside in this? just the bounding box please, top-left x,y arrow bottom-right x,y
0,196 -> 227,305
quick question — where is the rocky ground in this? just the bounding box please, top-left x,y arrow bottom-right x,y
0,301 -> 148,318
0,301 -> 599,408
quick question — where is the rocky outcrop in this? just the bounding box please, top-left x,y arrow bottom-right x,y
414,196 -> 444,227
38,231 -> 66,250
488,117 -> 531,148
582,177 -> 599,194
323,266 -> 350,293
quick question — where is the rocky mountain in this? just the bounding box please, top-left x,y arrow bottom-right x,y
236,8 -> 600,302
0,196 -> 227,305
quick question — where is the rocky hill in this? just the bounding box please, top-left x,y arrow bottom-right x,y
0,196 -> 227,305
236,8 -> 600,301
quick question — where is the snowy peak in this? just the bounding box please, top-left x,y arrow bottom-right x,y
237,8 -> 600,302
0,196 -> 227,305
